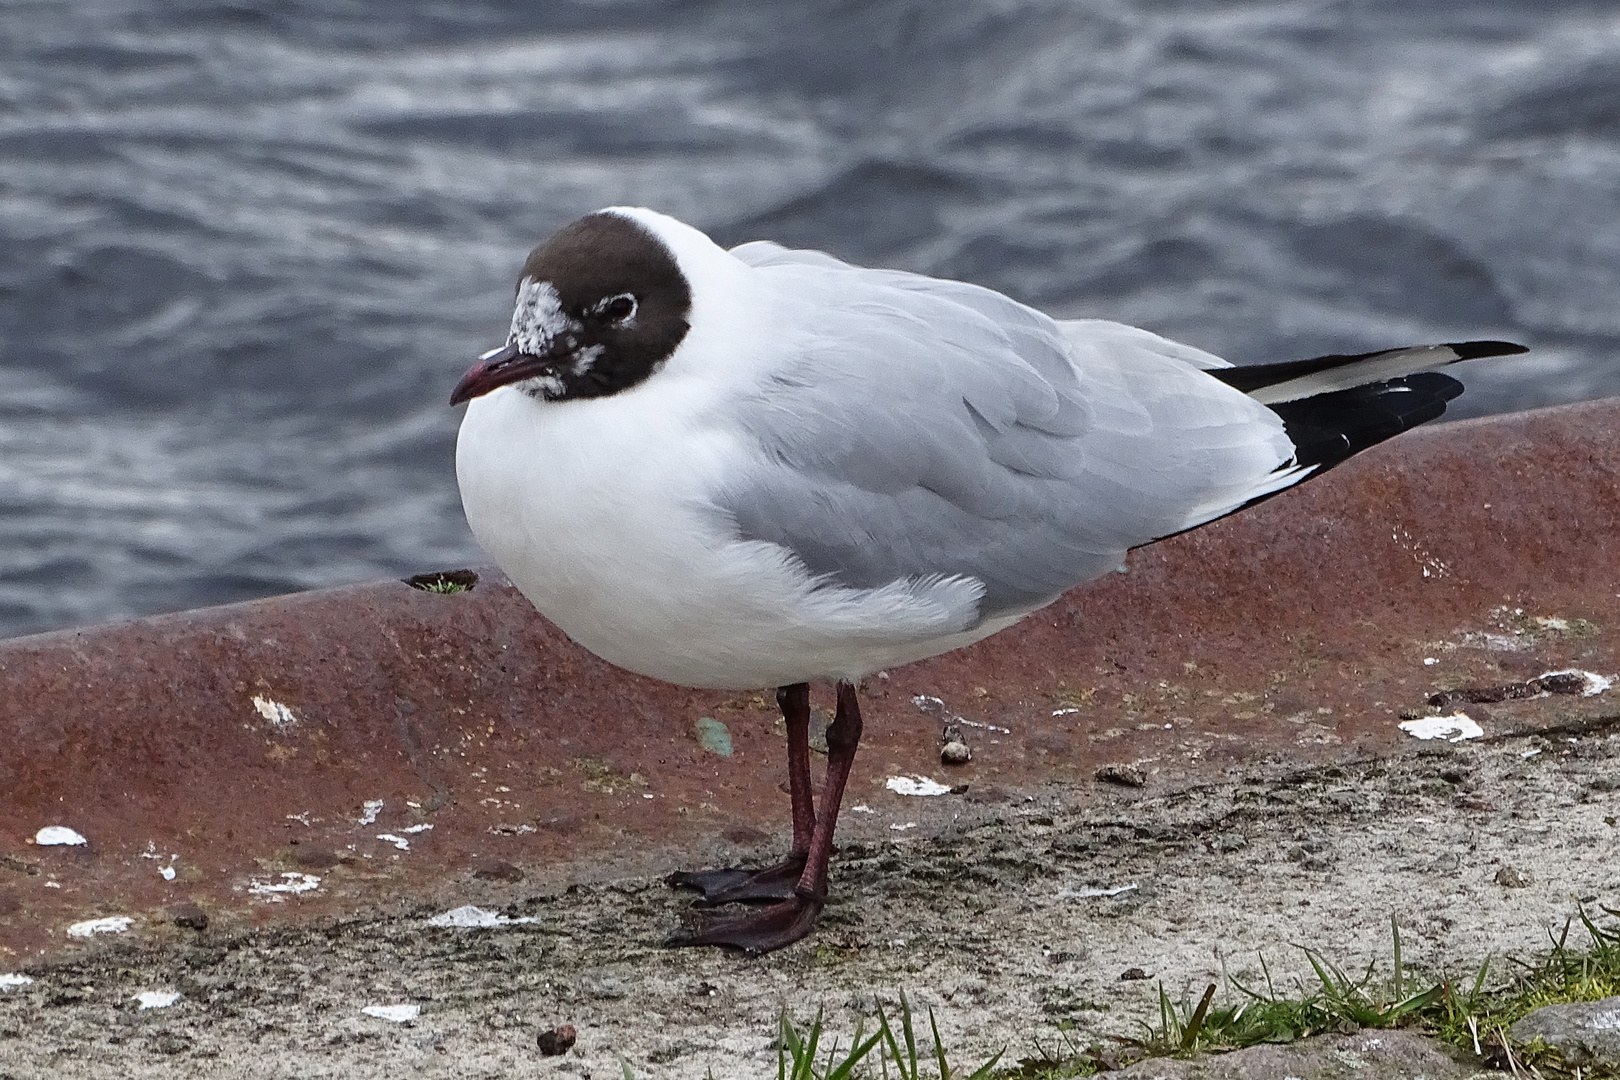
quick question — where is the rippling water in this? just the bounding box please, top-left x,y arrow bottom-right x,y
2,0 -> 1618,638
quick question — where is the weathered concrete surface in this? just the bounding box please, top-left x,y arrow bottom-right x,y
2,721 -> 1618,1079
1114,1030 -> 1491,1079
1,396 -> 1618,966
1509,995 -> 1620,1067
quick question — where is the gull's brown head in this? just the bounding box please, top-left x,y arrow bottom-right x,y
451,211 -> 693,406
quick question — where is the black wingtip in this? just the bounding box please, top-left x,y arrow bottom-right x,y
1445,340 -> 1529,360
1270,371 -> 1465,475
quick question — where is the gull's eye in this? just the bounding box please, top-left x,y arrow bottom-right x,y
599,294 -> 637,323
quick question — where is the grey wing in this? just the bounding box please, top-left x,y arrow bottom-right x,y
732,239 -> 1235,373
721,247 -> 1303,620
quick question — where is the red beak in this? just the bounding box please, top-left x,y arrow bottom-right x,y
451,341 -> 567,405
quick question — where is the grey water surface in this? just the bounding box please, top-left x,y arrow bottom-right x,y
2,0 -> 1617,638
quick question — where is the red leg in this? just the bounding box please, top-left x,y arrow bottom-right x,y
794,680 -> 862,899
781,682 -> 817,853
668,681 -> 863,954
666,683 -> 813,904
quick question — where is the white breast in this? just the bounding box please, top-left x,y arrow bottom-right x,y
454,375 -> 996,690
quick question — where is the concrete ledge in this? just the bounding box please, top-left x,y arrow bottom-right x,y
2,398 -> 1618,962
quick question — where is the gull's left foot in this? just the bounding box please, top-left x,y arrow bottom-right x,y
665,893 -> 824,954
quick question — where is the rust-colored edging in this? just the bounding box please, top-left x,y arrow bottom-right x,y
2,398 -> 1618,961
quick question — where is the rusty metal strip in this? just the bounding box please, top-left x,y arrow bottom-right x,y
2,398 -> 1618,961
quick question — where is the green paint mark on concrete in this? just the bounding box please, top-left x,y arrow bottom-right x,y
695,716 -> 733,757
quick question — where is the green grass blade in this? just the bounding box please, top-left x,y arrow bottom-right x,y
1469,955 -> 1492,1000
929,1007 -> 950,1080
820,1036 -> 840,1080
799,1007 -> 825,1080
1383,984 -> 1446,1022
876,1002 -> 910,1080
1155,982 -> 1176,1047
826,1028 -> 883,1080
962,1048 -> 1005,1080
779,1012 -> 804,1080
1226,968 -> 1277,1005
900,991 -> 919,1077
1392,915 -> 1404,1003
1261,952 -> 1278,1001
1301,948 -> 1340,999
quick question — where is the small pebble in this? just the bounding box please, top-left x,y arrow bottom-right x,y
721,824 -> 770,845
1095,764 -> 1146,788
472,859 -> 526,883
1494,865 -> 1530,888
940,740 -> 972,765
292,848 -> 344,870
537,1024 -> 577,1056
170,903 -> 209,931
1119,967 -> 1149,981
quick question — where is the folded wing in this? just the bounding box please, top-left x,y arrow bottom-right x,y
721,242 -> 1305,621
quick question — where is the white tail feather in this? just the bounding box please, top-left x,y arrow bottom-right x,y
1246,344 -> 1463,405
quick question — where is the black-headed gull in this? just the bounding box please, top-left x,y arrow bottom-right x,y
451,207 -> 1524,952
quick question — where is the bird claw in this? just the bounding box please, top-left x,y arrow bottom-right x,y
665,893 -> 824,954
666,854 -> 807,906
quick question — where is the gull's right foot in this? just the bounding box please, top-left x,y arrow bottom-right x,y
666,853 -> 807,906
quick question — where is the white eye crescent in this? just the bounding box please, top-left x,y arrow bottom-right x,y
599,293 -> 637,323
